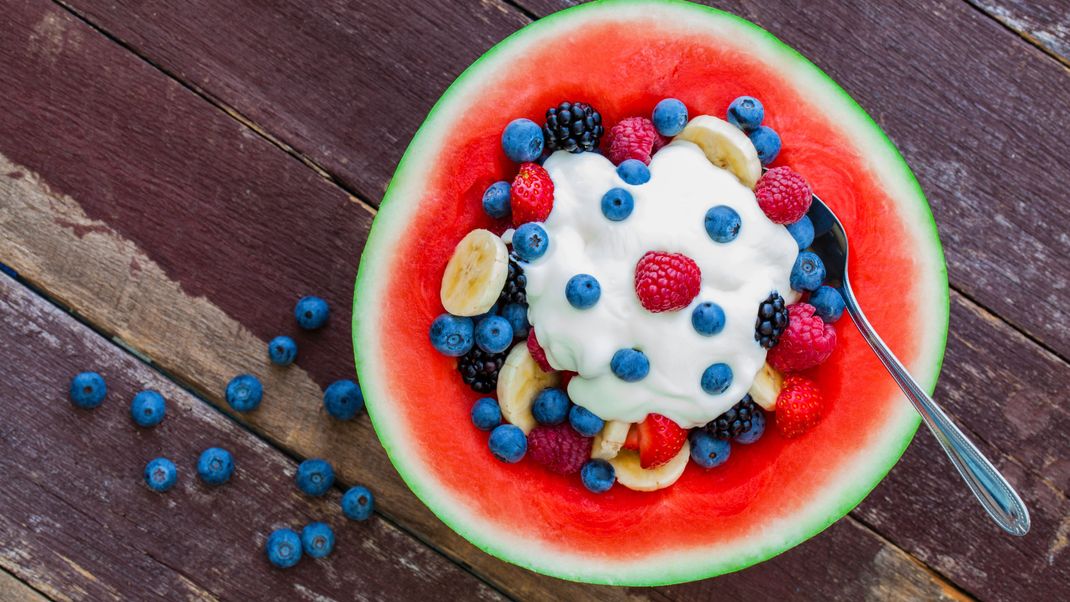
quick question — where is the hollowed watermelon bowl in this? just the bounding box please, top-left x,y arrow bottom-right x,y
353,0 -> 948,586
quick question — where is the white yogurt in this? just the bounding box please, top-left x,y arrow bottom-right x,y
523,142 -> 799,428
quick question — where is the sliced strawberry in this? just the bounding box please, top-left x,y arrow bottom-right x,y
623,424 -> 639,451
637,414 -> 688,469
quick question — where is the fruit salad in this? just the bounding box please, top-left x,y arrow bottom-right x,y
429,96 -> 847,494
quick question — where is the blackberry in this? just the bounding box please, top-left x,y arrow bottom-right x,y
754,291 -> 788,349
498,254 -> 527,306
457,346 -> 507,393
543,101 -> 604,153
704,396 -> 761,440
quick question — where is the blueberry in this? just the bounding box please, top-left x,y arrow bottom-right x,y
786,215 -> 815,250
512,222 -> 549,261
482,181 -> 512,219
294,296 -> 329,330
569,405 -> 604,437
748,126 -> 781,166
301,522 -> 335,559
323,379 -> 364,420
691,302 -> 726,336
726,96 -> 765,131
600,188 -> 634,221
144,457 -> 178,492
197,448 -> 234,486
500,303 -> 529,339
652,98 -> 689,137
611,348 -> 649,382
341,485 -> 375,521
474,315 -> 513,353
225,374 -> 263,412
488,424 -> 527,463
471,397 -> 502,431
790,251 -> 826,291
565,274 -> 601,309
429,314 -> 474,357
532,387 -> 570,425
616,159 -> 651,185
689,430 -> 731,468
810,285 -> 846,322
130,390 -> 166,427
0,263 -> 16,278
580,459 -> 615,493
735,410 -> 765,444
704,205 -> 741,243
69,371 -> 107,409
295,458 -> 335,496
268,336 -> 297,366
266,528 -> 302,569
501,118 -> 545,163
700,363 -> 733,395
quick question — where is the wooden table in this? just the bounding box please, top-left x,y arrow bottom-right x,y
1,0 -> 1067,599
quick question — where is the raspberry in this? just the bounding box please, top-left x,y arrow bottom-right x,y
634,251 -> 702,313
527,423 -> 592,474
511,162 -> 554,226
767,303 -> 837,372
607,117 -> 665,165
775,375 -> 825,438
527,329 -> 553,372
754,167 -> 812,224
560,370 -> 578,389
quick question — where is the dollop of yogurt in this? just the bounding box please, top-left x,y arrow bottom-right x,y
523,141 -> 799,428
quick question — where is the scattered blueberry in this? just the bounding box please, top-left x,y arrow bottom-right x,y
482,181 -> 512,219
790,251 -> 826,291
704,205 -> 742,243
144,457 -> 178,492
474,315 -> 513,354
691,302 -> 726,336
786,215 -> 815,250
225,374 -> 263,413
266,528 -> 302,569
301,522 -> 335,559
488,424 -> 527,463
323,379 -> 364,420
809,285 -> 846,323
616,159 -> 651,185
512,222 -> 549,261
429,314 -> 475,357
689,430 -> 731,468
0,263 -> 16,278
580,459 -> 615,493
268,336 -> 298,366
532,387 -> 570,425
130,390 -> 166,428
748,126 -> 781,166
501,118 -> 545,163
471,397 -> 502,431
652,98 -> 689,137
197,447 -> 234,486
295,458 -> 335,496
700,363 -> 733,395
726,96 -> 764,131
611,348 -> 650,382
565,274 -> 601,310
600,188 -> 634,221
735,410 -> 765,444
569,405 -> 604,437
294,296 -> 329,330
69,371 -> 107,409
341,485 -> 375,521
500,303 -> 529,339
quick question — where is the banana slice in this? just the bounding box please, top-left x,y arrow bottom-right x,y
591,420 -> 632,460
749,362 -> 784,411
609,442 -> 691,492
674,115 -> 762,189
440,229 -> 509,316
497,344 -> 560,434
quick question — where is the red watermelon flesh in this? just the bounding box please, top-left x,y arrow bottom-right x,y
354,0 -> 948,585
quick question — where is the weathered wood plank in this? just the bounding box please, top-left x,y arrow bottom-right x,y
0,274 -> 503,601
967,0 -> 1070,65
0,570 -> 50,602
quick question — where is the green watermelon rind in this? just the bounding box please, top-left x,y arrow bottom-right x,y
354,0 -> 949,586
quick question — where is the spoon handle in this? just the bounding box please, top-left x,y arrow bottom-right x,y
840,282 -> 1030,536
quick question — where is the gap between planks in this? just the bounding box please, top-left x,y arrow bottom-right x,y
961,0 -> 1070,69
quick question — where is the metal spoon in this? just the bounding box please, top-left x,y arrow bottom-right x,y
806,194 -> 1030,536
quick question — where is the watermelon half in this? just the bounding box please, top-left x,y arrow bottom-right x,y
353,0 -> 948,585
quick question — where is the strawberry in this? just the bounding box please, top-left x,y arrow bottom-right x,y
607,116 -> 666,165
623,424 -> 639,451
637,414 -> 688,469
511,162 -> 554,226
774,375 -> 825,438
767,303 -> 837,372
754,166 -> 812,224
634,251 -> 702,312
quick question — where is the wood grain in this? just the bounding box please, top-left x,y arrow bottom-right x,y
0,570 -> 49,602
967,0 -> 1070,65
0,274 -> 502,602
